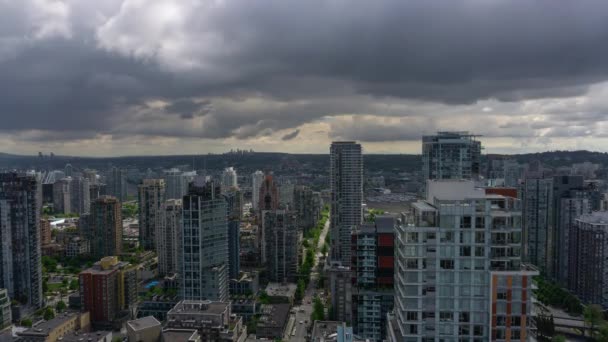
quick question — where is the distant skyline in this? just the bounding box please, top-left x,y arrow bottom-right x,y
3,1 -> 608,156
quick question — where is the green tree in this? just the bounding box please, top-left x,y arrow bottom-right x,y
311,296 -> 325,321
20,318 -> 32,327
598,323 -> 608,341
42,279 -> 49,293
535,313 -> 555,340
551,335 -> 566,342
43,306 -> 55,320
55,301 -> 67,313
584,304 -> 604,338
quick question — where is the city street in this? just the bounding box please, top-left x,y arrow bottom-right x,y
290,216 -> 330,342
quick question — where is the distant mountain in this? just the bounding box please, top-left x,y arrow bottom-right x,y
486,150 -> 608,167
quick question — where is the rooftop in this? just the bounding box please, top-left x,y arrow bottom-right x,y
56,331 -> 112,342
168,300 -> 229,316
127,316 -> 161,332
17,311 -> 82,337
577,211 -> 608,225
265,282 -> 296,298
162,329 -> 199,342
258,304 -> 290,329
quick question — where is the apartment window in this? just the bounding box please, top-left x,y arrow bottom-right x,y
440,312 -> 453,321
512,330 -> 521,339
475,232 -> 485,244
497,291 -> 507,300
474,247 -> 485,257
440,259 -> 454,269
406,311 -> 418,321
460,216 -> 472,229
409,325 -> 418,334
440,231 -> 454,242
511,316 -> 521,327
406,232 -> 419,243
473,326 -> 484,336
475,217 -> 485,229
459,312 -> 470,322
459,325 -> 470,336
406,259 -> 418,269
496,316 -> 506,326
460,246 -> 471,257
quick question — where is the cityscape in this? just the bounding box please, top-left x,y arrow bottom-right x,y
4,1 -> 608,341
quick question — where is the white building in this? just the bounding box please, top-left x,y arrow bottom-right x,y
251,170 -> 264,210
222,167 -> 238,191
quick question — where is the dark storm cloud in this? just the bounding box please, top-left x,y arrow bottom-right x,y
282,129 -> 300,141
3,0 -> 608,144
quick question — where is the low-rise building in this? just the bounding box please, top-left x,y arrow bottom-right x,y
230,299 -> 257,323
16,311 -> 91,342
136,296 -> 179,323
229,272 -> 259,296
65,237 -> 89,258
161,329 -> 201,342
0,289 -> 11,330
55,331 -> 112,342
166,301 -> 246,342
256,304 -> 290,340
264,283 -> 296,305
127,316 -> 162,342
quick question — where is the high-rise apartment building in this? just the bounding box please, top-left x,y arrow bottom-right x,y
89,183 -> 106,202
522,178 -> 553,273
389,180 -> 537,342
222,167 -> 238,191
258,174 -> 279,212
181,179 -> 229,302
40,218 -> 52,245
422,132 -> 481,181
251,171 -> 264,210
164,169 -> 197,200
351,216 -> 395,341
0,173 -> 43,308
80,256 -> 137,325
70,176 -> 90,215
330,141 -> 363,267
294,186 -> 322,233
263,210 -> 300,283
158,199 -> 182,277
86,196 -> 122,259
107,167 -> 127,202
568,212 -> 608,309
228,220 -> 241,280
53,177 -> 72,214
138,179 -> 166,251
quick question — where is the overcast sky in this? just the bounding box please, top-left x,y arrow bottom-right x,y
2,0 -> 608,156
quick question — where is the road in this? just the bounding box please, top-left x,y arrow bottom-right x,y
290,217 -> 330,342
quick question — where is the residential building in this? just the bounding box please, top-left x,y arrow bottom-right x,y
85,196 -> 122,259
330,141 -> 363,267
389,180 -> 537,342
228,221 -> 240,280
79,256 -> 138,325
136,295 -> 179,322
221,167 -> 238,191
251,171 -> 264,211
278,181 -> 294,209
0,289 -> 11,330
138,179 -> 166,251
0,172 -> 43,308
70,176 -> 90,216
294,186 -> 322,233
422,131 -> 481,181
89,183 -> 106,202
66,237 -> 89,258
522,178 -> 553,273
166,300 -> 247,342
263,210 -> 299,283
351,216 -> 395,341
126,316 -> 162,342
327,264 -> 353,324
265,282 -> 297,305
158,199 -> 182,277
163,169 -> 197,200
568,212 -> 608,309
107,167 -> 127,202
53,178 -> 72,214
256,304 -> 290,340
229,272 -> 259,296
16,311 -> 91,342
40,218 -> 52,245
181,179 -> 229,302
258,174 -> 279,264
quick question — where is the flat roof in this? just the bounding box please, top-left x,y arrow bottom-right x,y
168,300 -> 229,315
162,329 -> 199,342
59,331 -> 112,341
127,316 -> 161,332
18,311 -> 81,336
265,283 -> 296,297
258,304 -> 290,328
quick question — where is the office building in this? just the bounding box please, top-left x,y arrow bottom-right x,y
80,256 -> 138,325
568,212 -> 608,309
107,167 -> 127,202
83,169 -> 98,185
0,289 -> 11,329
70,176 -> 90,216
158,199 -> 182,277
86,196 -> 122,259
228,221 -> 240,280
0,172 -> 43,308
16,311 -> 91,341
522,178 -> 553,273
53,177 -> 72,214
389,180 -> 537,342
330,141 -> 363,267
221,167 -> 238,191
422,131 -> 481,181
263,210 -> 300,283
166,300 -> 247,341
351,216 -> 395,341
251,171 -> 264,210
181,179 -> 229,302
138,179 -> 166,251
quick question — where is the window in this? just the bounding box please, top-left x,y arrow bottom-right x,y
440,231 -> 454,242
406,311 -> 418,321
440,312 -> 453,321
409,325 -> 418,334
460,216 -> 472,229
475,232 -> 485,243
475,217 -> 485,229
406,259 -> 418,269
460,246 -> 471,257
475,247 -> 485,257
496,315 -> 506,326
473,326 -> 484,336
459,312 -> 470,322
497,291 -> 507,300
406,232 -> 419,243
459,325 -> 470,336
440,259 -> 454,269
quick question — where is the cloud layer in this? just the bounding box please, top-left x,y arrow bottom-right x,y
2,0 -> 608,155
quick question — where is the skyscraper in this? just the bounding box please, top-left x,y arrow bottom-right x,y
228,220 -> 241,280
164,169 -> 197,200
108,167 -> 127,202
389,180 -> 537,341
0,173 -> 43,309
138,179 -> 166,251
251,170 -> 264,210
422,131 -> 481,181
258,174 -> 279,212
263,210 -> 299,283
522,178 -> 553,273
181,179 -> 229,302
330,141 -> 363,267
52,177 -> 72,214
86,196 -> 122,259
158,199 -> 182,277
222,167 -> 238,191
70,176 -> 90,215
294,185 -> 322,233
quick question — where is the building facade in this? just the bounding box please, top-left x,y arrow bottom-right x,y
251,171 -> 264,211
158,199 -> 182,277
522,178 -> 553,273
53,178 -> 72,214
107,167 -> 127,203
263,210 -> 299,283
0,172 -> 43,308
138,179 -> 166,251
330,141 -> 363,267
181,180 -> 229,302
166,300 -> 246,342
228,220 -> 240,280
70,176 -> 90,216
86,196 -> 122,259
422,132 -> 481,181
294,186 -> 322,233
389,180 -> 537,342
